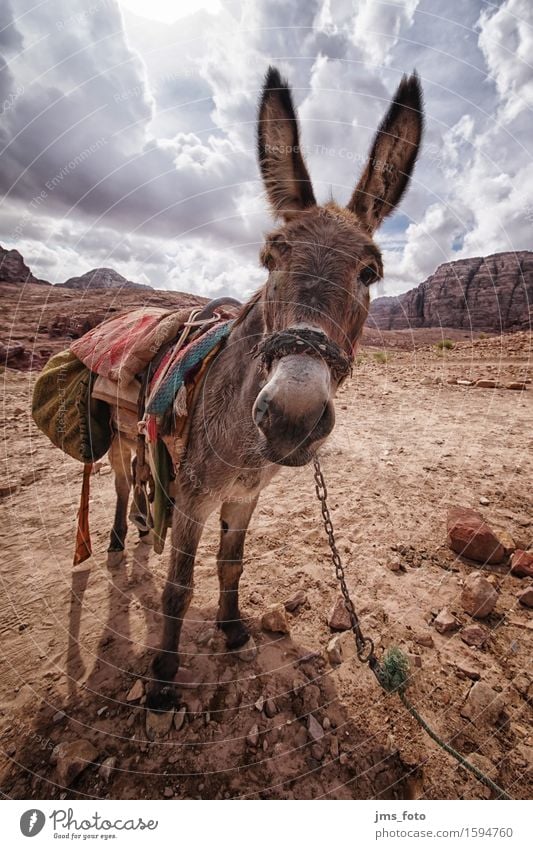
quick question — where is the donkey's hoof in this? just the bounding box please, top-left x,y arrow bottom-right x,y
145,685 -> 179,713
233,635 -> 258,663
217,619 -> 250,651
138,530 -> 154,547
107,549 -> 125,568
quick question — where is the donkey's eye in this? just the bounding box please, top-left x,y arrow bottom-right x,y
359,266 -> 377,286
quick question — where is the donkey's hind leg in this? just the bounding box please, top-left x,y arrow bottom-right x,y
216,497 -> 258,650
107,438 -> 132,567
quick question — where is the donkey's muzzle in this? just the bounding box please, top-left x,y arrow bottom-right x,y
253,353 -> 335,466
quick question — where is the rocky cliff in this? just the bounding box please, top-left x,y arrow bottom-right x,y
369,251 -> 533,332
0,245 -> 50,286
61,267 -> 152,290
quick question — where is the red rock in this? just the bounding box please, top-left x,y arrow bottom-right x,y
261,604 -> 290,634
461,572 -> 498,618
434,608 -> 459,634
52,740 -> 98,787
327,596 -> 352,631
493,528 -> 516,556
475,379 -> 497,388
506,382 -> 527,390
518,587 -> 533,608
510,550 -> 533,578
460,624 -> 489,648
447,507 -> 505,564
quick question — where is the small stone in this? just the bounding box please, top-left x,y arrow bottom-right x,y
447,506 -> 505,564
494,528 -> 516,556
261,604 -> 290,634
455,662 -> 481,681
97,706 -> 107,717
322,717 -> 331,731
307,715 -> 324,743
434,608 -> 459,634
460,624 -> 488,648
510,550 -> 533,579
461,572 -> 498,619
99,756 -> 117,782
254,696 -> 264,712
327,596 -> 352,631
506,382 -> 527,390
264,699 -> 277,718
197,628 -> 216,646
326,635 -> 343,665
163,786 -> 174,798
53,740 -> 98,787
475,379 -> 497,388
460,681 -> 504,725
246,724 -> 260,748
414,632 -> 434,648
146,709 -> 174,740
511,673 -> 531,697
53,710 -> 66,724
235,636 -> 258,662
284,590 -> 307,612
518,587 -> 533,608
386,561 -> 404,573
174,706 -> 187,732
330,736 -> 339,758
479,497 -> 490,506
310,743 -> 325,760
249,592 -> 262,605
126,679 -> 144,702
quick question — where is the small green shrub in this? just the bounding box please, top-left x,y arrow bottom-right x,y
436,338 -> 454,351
373,351 -> 390,364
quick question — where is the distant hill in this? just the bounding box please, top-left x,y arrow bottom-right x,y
0,245 -> 50,286
369,251 -> 533,333
61,267 -> 152,291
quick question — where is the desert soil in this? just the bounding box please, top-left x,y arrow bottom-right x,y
0,300 -> 532,800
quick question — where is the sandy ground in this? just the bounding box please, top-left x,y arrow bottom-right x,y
1,331 -> 532,800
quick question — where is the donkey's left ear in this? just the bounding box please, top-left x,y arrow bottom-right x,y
347,73 -> 423,233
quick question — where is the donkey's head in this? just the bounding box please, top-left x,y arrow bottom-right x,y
252,66 -> 423,466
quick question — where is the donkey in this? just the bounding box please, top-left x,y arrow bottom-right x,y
108,67 -> 423,711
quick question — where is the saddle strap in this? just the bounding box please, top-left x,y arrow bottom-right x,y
73,463 -> 92,565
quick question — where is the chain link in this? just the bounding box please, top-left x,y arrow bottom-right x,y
313,457 -> 382,680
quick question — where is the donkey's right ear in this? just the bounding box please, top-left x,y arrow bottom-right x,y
257,66 -> 316,221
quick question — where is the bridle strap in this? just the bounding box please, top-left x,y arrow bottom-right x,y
253,326 -> 353,383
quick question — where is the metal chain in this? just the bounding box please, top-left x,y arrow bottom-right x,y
313,457 -> 383,684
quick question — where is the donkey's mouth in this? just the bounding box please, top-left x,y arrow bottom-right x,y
259,438 -> 319,467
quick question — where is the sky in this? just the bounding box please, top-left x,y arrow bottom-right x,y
0,0 -> 532,299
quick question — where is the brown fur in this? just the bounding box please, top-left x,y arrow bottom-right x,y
105,67 -> 423,710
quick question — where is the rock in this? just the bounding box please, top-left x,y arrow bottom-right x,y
254,696 -> 264,712
506,382 -> 527,390
307,715 -> 324,743
479,496 -> 490,506
455,661 -> 481,681
284,590 -> 308,612
327,596 -> 352,631
264,699 -> 277,718
510,550 -> 533,578
196,628 -> 216,646
234,636 -> 258,662
163,786 -> 174,798
0,245 -> 49,286
261,604 -> 290,634
518,587 -> 533,608
174,706 -> 187,732
434,608 -> 459,634
61,267 -> 151,291
475,379 -> 497,388
447,507 -> 505,565
326,635 -> 343,666
126,679 -> 144,702
460,681 -> 504,724
457,379 -> 473,386
310,743 -> 325,761
246,724 -> 260,748
386,561 -> 404,573
53,740 -> 98,787
367,251 -> 533,333
494,528 -> 516,556
511,673 -> 531,697
460,624 -> 488,648
461,572 -> 498,619
99,756 -> 117,782
146,709 -> 174,740
249,591 -> 262,605
414,632 -> 434,648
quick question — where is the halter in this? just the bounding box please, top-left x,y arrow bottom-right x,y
253,326 -> 353,384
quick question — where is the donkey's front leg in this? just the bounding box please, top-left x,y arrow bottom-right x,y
216,497 -> 258,650
146,511 -> 205,711
107,438 -> 132,567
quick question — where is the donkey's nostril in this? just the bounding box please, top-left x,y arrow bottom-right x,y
253,391 -> 270,429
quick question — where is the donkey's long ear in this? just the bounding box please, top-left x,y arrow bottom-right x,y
258,66 -> 316,221
347,73 -> 423,233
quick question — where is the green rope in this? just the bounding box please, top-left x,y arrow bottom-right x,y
377,647 -> 512,801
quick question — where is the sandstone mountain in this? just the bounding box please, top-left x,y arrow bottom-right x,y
0,245 -> 50,286
369,251 -> 533,332
61,267 -> 152,291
